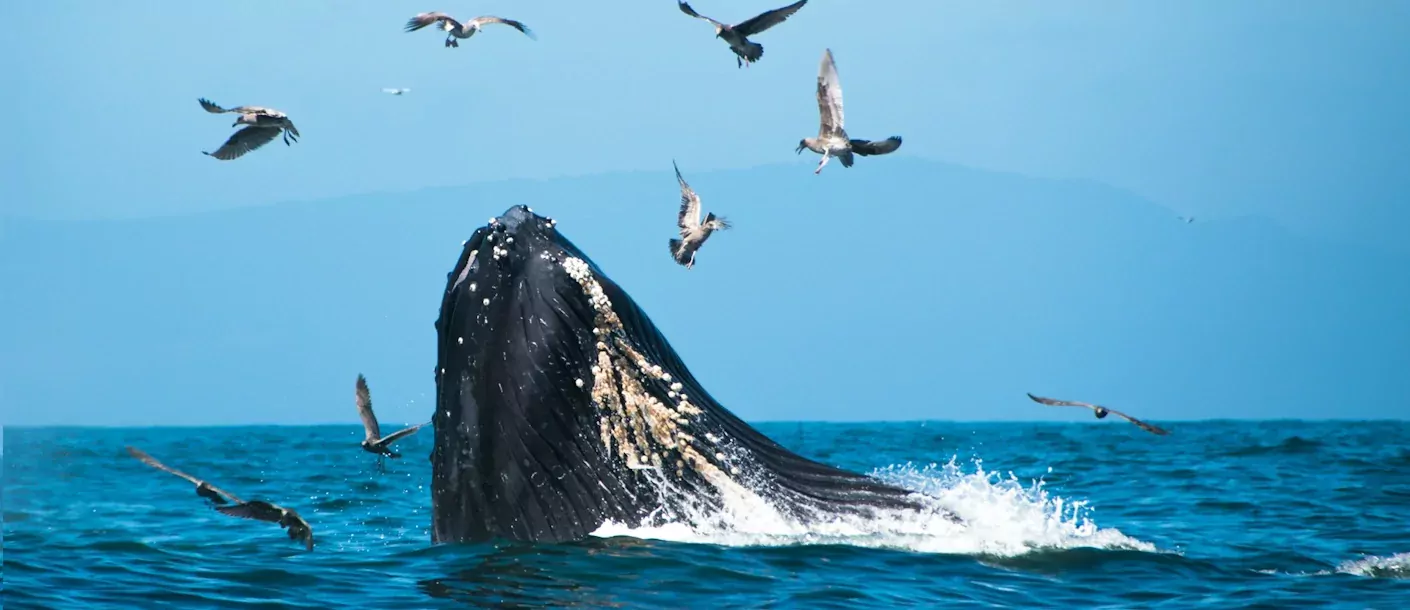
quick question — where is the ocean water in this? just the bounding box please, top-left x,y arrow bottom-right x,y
4,421 -> 1409,608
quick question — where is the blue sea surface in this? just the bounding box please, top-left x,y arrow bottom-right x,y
4,421 -> 1409,608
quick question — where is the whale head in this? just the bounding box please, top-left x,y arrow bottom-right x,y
430,205 -> 946,543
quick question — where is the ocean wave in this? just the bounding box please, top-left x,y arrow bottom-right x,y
1223,435 -> 1324,457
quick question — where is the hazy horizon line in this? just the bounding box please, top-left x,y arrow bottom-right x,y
0,154 -> 1160,225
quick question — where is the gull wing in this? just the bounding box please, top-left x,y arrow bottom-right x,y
127,446 -> 202,486
378,422 -> 429,446
200,99 -> 280,117
1026,393 -> 1100,410
850,136 -> 903,156
816,48 -> 844,137
734,0 -> 808,36
1106,408 -> 1171,436
198,98 -> 230,114
356,374 -> 381,441
203,126 -> 281,161
677,1 -> 726,28
469,16 -> 537,40
405,12 -> 460,32
216,500 -> 285,524
673,160 -> 702,237
127,446 -> 243,503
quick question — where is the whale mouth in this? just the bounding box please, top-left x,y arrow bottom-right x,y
431,205 -> 951,544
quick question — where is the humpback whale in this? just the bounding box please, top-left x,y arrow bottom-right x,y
431,205 -> 958,543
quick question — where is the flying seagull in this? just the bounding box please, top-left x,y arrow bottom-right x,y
677,0 -> 808,68
382,88 -> 411,96
1026,393 -> 1170,436
356,374 -> 429,468
668,160 -> 731,269
198,98 -> 299,161
404,13 -> 536,48
126,445 -> 316,550
126,446 -> 239,505
796,49 -> 902,174
216,500 -> 315,551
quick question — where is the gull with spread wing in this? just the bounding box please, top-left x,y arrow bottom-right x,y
677,0 -> 808,68
795,49 -> 903,174
126,446 -> 315,550
668,160 -> 731,269
1026,393 -> 1171,436
404,12 -> 536,48
356,374 -> 429,469
198,98 -> 300,161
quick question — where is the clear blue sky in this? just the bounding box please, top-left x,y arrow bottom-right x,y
2,2 -> 1408,426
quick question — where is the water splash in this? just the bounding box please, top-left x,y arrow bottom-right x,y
592,457 -> 1156,557
1337,552 -> 1410,578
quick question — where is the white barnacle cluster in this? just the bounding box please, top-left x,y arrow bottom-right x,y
560,256 -> 737,485
492,245 -> 509,260
562,257 -> 591,283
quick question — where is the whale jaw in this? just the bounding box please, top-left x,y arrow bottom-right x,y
431,205 -> 939,544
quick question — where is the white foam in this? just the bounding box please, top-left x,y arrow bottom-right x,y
1337,552 -> 1410,578
591,457 -> 1156,557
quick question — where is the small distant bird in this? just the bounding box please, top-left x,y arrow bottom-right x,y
796,49 -> 902,174
356,374 -> 429,468
126,446 -> 315,550
668,160 -> 731,269
404,13 -> 536,48
198,98 -> 300,161
216,501 -> 315,552
382,88 -> 411,96
1026,393 -> 1170,436
677,0 -> 808,68
126,446 -> 238,505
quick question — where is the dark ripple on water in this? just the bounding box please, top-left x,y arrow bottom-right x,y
5,422 -> 1410,608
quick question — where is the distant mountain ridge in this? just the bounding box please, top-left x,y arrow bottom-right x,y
3,158 -> 1405,426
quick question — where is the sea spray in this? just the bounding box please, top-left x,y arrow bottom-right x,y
592,457 -> 1156,557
